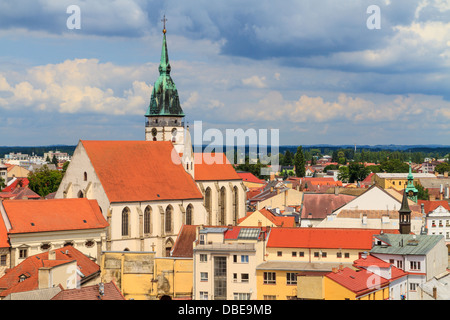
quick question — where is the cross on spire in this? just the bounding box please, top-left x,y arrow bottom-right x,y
162,15 -> 167,34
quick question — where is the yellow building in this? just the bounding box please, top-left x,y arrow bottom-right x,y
100,251 -> 193,300
324,266 -> 389,300
373,172 -> 435,191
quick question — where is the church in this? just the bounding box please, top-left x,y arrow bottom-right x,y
55,24 -> 246,257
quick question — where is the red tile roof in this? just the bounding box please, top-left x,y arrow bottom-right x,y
0,245 -> 100,297
353,254 -> 407,282
0,210 -> 9,248
51,281 -> 125,300
171,224 -> 197,258
237,172 -> 265,184
2,178 -> 29,192
325,267 -> 389,296
300,194 -> 356,219
417,200 -> 450,213
81,140 -> 202,202
3,198 -> 108,234
239,208 -> 295,227
266,228 -> 398,250
194,153 -> 242,181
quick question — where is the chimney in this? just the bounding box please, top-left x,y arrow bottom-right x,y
48,250 -> 56,260
332,267 -> 338,273
421,203 -> 425,214
38,268 -> 51,289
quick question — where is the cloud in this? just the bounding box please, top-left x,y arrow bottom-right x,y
242,75 -> 267,88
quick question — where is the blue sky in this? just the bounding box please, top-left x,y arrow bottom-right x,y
0,0 -> 449,146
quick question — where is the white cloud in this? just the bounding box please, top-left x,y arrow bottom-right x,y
242,75 -> 267,88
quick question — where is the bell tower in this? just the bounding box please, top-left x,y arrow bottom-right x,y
145,16 -> 186,154
399,188 -> 411,234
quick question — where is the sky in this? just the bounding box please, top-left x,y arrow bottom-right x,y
0,0 -> 449,147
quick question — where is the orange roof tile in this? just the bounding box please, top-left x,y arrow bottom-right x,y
51,281 -> 125,300
81,141 -> 202,202
267,228 -> 398,250
0,209 -> 9,248
237,172 -> 265,184
3,198 -> 108,234
194,153 -> 241,181
0,245 -> 100,297
325,267 -> 389,296
171,224 -> 197,258
417,200 -> 450,213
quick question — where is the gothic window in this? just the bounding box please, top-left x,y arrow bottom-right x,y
219,187 -> 226,225
122,207 -> 130,237
77,190 -> 84,198
233,186 -> 239,225
165,238 -> 174,257
186,204 -> 194,225
165,205 -> 173,234
144,206 -> 152,235
205,187 -> 212,225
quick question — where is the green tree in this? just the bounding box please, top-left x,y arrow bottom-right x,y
348,162 -> 370,183
435,163 -> 450,174
28,165 -> 63,197
0,176 -> 5,190
52,155 -> 58,166
380,159 -> 409,173
294,146 -> 306,178
324,164 -> 339,172
337,166 -> 349,183
283,150 -> 293,166
416,183 -> 429,201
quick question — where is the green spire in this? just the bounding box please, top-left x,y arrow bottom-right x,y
145,21 -> 185,118
405,160 -> 418,203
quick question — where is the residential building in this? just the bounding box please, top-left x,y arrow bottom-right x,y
238,208 -> 296,228
237,172 -> 266,189
324,266 -> 390,300
192,226 -> 268,300
373,172 -> 435,191
370,233 -> 448,300
0,198 -> 108,269
0,245 -> 101,299
417,273 -> 450,300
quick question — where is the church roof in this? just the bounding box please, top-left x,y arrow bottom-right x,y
194,153 -> 242,181
81,140 -> 202,203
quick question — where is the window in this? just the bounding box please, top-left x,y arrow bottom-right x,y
292,251 -> 297,257
200,254 -> 207,262
199,292 -> 208,300
314,252 -> 319,258
19,248 -> 28,259
199,234 -> 205,245
205,187 -> 212,225
85,240 -> 95,248
219,187 -> 226,225
83,172 -> 87,181
241,273 -> 249,283
233,186 -> 239,225
263,272 -> 276,284
234,293 -> 251,300
0,255 -> 6,266
410,283 -> 418,291
344,253 -> 350,258
241,255 -> 249,263
397,260 -> 403,269
337,252 -> 342,258
186,204 -> 193,225
233,255 -> 237,263
165,205 -> 173,234
322,252 -> 327,258
299,251 -> 304,257
233,273 -> 238,282
277,251 -> 282,257
410,261 -> 421,271
144,206 -> 152,234
200,272 -> 208,282
263,295 -> 276,300
122,207 -> 130,236
286,273 -> 297,285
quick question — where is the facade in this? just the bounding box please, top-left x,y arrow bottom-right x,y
373,172 -> 435,191
0,198 -> 108,269
370,233 -> 448,300
192,226 -> 268,300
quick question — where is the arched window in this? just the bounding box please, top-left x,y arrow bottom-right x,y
165,238 -> 174,257
122,207 -> 130,236
84,172 -> 87,181
186,204 -> 194,225
77,190 -> 84,198
165,205 -> 173,234
144,206 -> 152,235
233,186 -> 239,225
205,187 -> 212,225
219,187 -> 226,225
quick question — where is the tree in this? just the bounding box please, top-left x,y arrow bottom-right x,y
324,164 -> 339,172
435,163 -> 450,175
294,146 -> 306,178
28,165 -> 63,197
416,183 -> 429,201
380,159 -> 409,173
283,150 -> 293,166
337,166 -> 349,183
348,162 -> 370,183
0,176 -> 5,190
52,155 -> 58,166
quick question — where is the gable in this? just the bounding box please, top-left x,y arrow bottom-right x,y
81,141 -> 203,203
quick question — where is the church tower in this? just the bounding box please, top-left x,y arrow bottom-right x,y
399,188 -> 412,234
145,17 -> 186,155
405,160 -> 418,203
